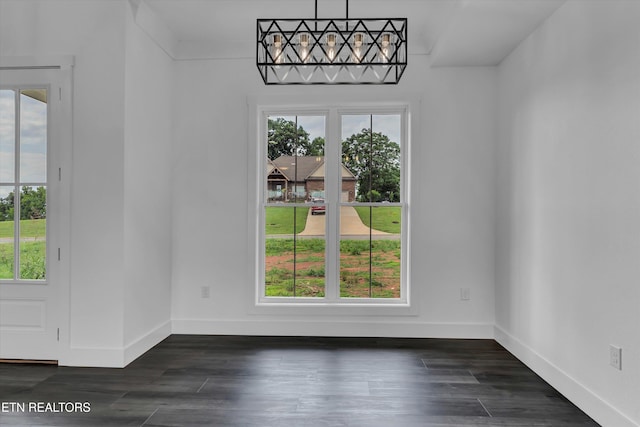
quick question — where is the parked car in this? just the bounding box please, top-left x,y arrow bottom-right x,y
310,198 -> 325,215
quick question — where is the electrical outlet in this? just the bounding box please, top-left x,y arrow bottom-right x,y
609,345 -> 622,370
460,288 -> 470,301
201,286 -> 210,299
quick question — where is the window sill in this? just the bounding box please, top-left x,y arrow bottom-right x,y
249,299 -> 418,317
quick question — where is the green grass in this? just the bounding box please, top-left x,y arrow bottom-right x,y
340,239 -> 400,255
265,238 -> 324,256
264,265 -> 325,297
265,207 -> 309,235
0,241 -> 45,280
0,243 -> 13,279
0,219 -> 46,280
0,219 -> 46,239
354,206 -> 401,234
265,238 -> 401,298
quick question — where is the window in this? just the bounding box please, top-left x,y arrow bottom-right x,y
259,106 -> 408,304
0,88 -> 48,281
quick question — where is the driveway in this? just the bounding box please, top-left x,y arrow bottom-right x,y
299,206 -> 393,238
0,237 -> 46,244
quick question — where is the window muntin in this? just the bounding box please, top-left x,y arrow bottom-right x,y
0,88 -> 48,282
260,108 -> 407,304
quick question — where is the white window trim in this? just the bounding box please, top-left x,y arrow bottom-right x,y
247,95 -> 419,316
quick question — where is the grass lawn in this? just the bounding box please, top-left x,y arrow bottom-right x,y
354,206 -> 401,234
0,219 -> 46,239
0,243 -> 13,279
264,238 -> 400,298
265,207 -> 309,235
265,238 -> 325,297
0,219 -> 47,280
0,241 -> 45,280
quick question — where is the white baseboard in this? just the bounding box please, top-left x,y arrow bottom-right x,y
124,320 -> 172,366
172,318 -> 494,339
59,320 -> 171,368
494,325 -> 638,427
58,346 -> 125,368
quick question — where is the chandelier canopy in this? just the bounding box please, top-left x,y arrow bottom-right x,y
256,1 -> 407,85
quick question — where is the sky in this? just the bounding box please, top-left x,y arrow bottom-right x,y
0,89 -> 48,200
273,114 -> 401,147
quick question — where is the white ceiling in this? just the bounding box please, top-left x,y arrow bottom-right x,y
142,0 -> 565,65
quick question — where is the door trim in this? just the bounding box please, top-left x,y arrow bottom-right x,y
0,56 -> 73,362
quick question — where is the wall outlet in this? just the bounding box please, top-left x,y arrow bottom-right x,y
460,288 -> 470,301
201,286 -> 210,299
609,345 -> 622,370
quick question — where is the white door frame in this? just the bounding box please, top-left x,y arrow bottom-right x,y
0,56 -> 72,361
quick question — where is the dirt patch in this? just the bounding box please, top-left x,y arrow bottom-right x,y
265,249 -> 400,298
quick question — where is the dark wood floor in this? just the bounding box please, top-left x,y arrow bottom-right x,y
0,336 -> 598,426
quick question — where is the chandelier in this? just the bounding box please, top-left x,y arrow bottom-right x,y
256,0 -> 407,85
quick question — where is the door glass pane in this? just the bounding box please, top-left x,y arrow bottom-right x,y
0,186 -> 15,279
20,89 -> 47,183
265,206 -> 325,297
0,90 -> 15,183
19,185 -> 46,280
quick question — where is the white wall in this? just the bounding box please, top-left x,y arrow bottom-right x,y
496,1 -> 640,426
2,3 -> 637,424
170,56 -> 497,337
122,1 -> 173,364
0,0 -> 173,367
0,0 -> 128,365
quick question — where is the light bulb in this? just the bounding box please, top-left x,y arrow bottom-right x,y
352,33 -> 364,63
353,47 -> 362,63
325,33 -> 337,62
326,33 -> 336,47
299,33 -> 309,47
353,33 -> 364,48
379,34 -> 392,64
380,47 -> 389,63
381,33 -> 391,48
327,47 -> 335,61
272,34 -> 282,64
299,33 -> 310,62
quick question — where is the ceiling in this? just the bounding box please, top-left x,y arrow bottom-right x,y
142,0 -> 565,66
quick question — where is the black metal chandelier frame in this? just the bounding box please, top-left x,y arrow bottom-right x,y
256,0 -> 407,85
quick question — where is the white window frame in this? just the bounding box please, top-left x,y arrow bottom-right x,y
251,101 -> 413,312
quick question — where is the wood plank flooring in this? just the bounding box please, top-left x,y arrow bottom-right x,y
0,336 -> 599,426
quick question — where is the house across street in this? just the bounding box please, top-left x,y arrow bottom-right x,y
267,156 -> 356,203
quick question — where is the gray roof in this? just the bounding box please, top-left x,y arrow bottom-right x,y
270,156 -> 325,181
269,156 -> 356,182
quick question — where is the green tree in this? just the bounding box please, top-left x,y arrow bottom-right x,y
268,118 -> 311,160
308,136 -> 325,156
0,191 -> 14,221
342,129 -> 400,202
20,186 -> 46,219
